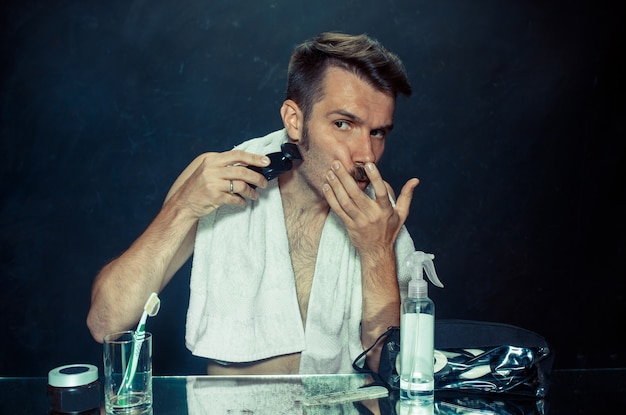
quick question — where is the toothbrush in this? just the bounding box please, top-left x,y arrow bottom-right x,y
118,292 -> 160,396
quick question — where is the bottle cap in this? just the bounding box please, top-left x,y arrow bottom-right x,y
48,364 -> 98,387
406,251 -> 444,298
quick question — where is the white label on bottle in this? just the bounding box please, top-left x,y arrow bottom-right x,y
399,313 -> 434,391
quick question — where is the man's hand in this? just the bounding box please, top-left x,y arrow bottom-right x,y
167,150 -> 272,219
321,160 -> 418,256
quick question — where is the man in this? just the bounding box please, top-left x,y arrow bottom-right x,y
87,32 -> 419,375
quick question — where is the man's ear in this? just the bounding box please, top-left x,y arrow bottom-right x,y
280,100 -> 303,142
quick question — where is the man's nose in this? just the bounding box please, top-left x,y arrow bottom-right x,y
351,131 -> 377,164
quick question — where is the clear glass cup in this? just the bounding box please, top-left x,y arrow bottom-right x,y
103,331 -> 152,415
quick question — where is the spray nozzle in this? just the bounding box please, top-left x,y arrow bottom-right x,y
406,251 -> 444,298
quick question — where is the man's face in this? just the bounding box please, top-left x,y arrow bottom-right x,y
295,66 -> 396,197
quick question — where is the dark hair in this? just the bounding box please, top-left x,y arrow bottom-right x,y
286,32 -> 412,119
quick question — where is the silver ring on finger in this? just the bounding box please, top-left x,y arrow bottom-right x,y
229,180 -> 234,194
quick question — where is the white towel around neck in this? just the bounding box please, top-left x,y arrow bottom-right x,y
185,129 -> 416,373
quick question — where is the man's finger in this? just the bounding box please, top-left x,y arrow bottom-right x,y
394,178 -> 420,220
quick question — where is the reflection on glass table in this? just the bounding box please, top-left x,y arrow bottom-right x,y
0,369 -> 624,414
184,374 -> 544,415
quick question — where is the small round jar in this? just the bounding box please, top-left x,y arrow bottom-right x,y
47,364 -> 101,414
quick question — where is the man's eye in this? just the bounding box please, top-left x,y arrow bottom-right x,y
371,129 -> 386,139
334,120 -> 350,130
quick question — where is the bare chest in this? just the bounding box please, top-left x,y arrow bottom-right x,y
283,207 -> 326,327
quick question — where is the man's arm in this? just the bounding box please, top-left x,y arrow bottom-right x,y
358,247 -> 402,371
86,199 -> 197,342
322,160 -> 419,371
86,151 -> 270,342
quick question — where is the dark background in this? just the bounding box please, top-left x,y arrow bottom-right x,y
1,0 -> 624,376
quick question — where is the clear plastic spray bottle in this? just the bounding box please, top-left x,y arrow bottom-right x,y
400,251 -> 444,404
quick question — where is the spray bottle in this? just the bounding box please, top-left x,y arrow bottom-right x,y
399,251 -> 444,404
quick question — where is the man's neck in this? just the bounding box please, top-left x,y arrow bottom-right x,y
278,170 -> 330,217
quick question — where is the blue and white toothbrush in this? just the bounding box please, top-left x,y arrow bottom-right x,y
118,292 -> 160,396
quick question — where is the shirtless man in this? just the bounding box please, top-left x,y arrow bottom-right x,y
87,32 -> 418,375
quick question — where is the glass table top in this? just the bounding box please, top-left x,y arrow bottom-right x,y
1,369 -> 624,414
